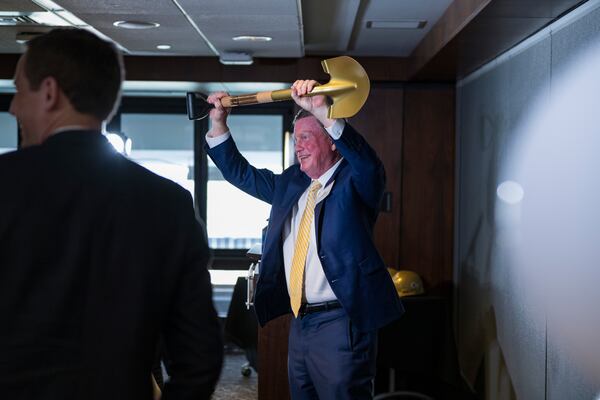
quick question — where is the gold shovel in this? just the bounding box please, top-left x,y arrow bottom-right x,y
186,56 -> 370,120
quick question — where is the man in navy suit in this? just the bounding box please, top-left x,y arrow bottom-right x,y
206,80 -> 404,399
0,29 -> 222,399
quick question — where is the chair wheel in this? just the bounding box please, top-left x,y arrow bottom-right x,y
241,365 -> 252,377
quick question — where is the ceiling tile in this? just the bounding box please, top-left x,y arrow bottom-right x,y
0,0 -> 44,12
0,0 -> 455,58
349,0 -> 453,56
76,13 -> 213,55
177,0 -> 299,17
180,0 -> 302,58
56,0 -> 181,16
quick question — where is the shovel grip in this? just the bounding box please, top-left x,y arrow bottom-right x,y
220,85 -> 329,107
221,91 -> 276,107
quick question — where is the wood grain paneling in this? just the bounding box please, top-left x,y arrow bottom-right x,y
258,314 -> 291,400
123,56 -> 409,83
349,84 -> 404,268
352,83 -> 456,286
400,85 -> 455,295
0,54 -> 409,82
409,0 -> 492,78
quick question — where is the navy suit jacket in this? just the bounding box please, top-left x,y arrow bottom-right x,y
0,131 -> 222,400
206,123 -> 403,332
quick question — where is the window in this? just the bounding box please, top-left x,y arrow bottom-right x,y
0,112 -> 17,154
207,113 -> 284,249
121,113 -> 195,199
113,96 -> 293,268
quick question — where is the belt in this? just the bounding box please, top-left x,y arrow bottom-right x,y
298,300 -> 342,316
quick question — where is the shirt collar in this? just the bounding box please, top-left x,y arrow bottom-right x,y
315,157 -> 343,188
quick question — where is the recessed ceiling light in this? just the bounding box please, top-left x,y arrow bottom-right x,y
366,20 -> 427,29
113,20 -> 160,29
232,35 -> 272,42
156,44 -> 171,50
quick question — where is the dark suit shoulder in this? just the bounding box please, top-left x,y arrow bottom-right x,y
281,163 -> 303,179
0,145 -> 43,164
0,138 -> 192,215
0,145 -> 48,181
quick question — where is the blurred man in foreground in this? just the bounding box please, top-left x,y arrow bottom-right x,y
0,28 -> 222,400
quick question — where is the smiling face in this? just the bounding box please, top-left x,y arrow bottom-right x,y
293,116 -> 339,179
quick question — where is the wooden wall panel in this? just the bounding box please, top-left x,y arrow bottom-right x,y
0,54 -> 409,82
349,85 -> 404,268
400,85 -> 455,295
258,315 -> 291,400
125,56 -> 409,83
408,0 -> 492,78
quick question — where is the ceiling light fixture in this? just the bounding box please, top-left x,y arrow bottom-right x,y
366,20 -> 427,29
0,14 -> 34,26
0,11 -> 22,17
0,11 -> 70,27
232,35 -> 272,42
156,44 -> 171,50
113,20 -> 160,29
30,0 -> 85,26
27,0 -> 128,53
219,52 -> 253,66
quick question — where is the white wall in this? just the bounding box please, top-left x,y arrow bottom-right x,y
456,1 -> 600,398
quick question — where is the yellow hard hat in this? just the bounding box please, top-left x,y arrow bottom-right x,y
389,269 -> 425,297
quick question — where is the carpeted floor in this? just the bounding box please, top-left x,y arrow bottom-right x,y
212,351 -> 257,400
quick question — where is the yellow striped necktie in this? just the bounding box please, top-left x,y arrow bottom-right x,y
290,180 -> 322,317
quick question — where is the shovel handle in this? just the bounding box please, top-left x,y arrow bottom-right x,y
220,90 -> 285,107
220,82 -> 354,108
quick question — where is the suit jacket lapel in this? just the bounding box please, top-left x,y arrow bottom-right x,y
313,159 -> 347,249
265,169 -> 309,252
